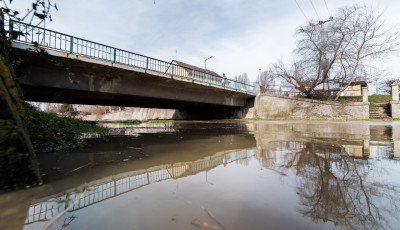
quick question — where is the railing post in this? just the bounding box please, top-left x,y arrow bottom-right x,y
209,74 -> 211,83
146,57 -> 149,69
192,70 -> 195,80
70,36 -> 74,53
8,20 -> 13,41
113,48 -> 117,62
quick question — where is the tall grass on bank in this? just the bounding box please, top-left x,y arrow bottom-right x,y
23,102 -> 109,152
147,120 -> 169,124
111,120 -> 142,125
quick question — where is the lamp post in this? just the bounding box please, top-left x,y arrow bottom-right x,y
374,78 -> 379,95
258,69 -> 261,85
205,56 -> 213,71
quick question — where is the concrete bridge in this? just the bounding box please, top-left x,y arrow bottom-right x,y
9,20 -> 255,111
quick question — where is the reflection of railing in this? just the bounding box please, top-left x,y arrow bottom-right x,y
24,149 -> 256,225
9,20 -> 256,95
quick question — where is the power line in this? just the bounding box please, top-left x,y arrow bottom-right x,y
323,0 -> 332,16
294,0 -> 309,21
309,0 -> 321,20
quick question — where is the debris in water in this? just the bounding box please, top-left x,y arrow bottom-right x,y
191,219 -> 221,230
69,163 -> 91,173
202,207 -> 227,230
123,159 -> 129,162
270,169 -> 288,176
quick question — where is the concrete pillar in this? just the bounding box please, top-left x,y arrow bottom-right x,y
363,139 -> 370,158
256,85 -> 261,96
390,84 -> 400,118
391,83 -> 399,101
362,87 -> 368,102
393,125 -> 400,159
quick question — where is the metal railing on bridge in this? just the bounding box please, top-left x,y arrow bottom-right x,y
9,20 -> 256,95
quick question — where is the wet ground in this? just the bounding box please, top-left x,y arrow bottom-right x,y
1,121 -> 400,230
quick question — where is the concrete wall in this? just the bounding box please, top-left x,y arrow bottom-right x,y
77,107 -> 186,121
249,94 -> 369,120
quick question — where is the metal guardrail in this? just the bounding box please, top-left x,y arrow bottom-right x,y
9,20 -> 256,95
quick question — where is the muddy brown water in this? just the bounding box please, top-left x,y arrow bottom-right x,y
1,121 -> 400,230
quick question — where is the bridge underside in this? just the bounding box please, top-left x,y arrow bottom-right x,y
12,48 -> 254,112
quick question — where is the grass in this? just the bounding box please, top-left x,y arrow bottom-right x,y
307,94 -> 399,104
147,120 -> 169,124
23,102 -> 109,152
368,95 -> 394,103
303,95 -> 362,102
111,120 -> 142,125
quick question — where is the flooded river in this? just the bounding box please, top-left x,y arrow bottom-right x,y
1,121 -> 400,230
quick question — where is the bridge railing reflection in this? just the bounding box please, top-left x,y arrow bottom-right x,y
9,20 -> 256,95
24,148 -> 256,225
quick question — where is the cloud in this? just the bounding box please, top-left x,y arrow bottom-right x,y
7,0 -> 400,82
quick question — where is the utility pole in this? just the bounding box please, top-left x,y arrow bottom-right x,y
312,17 -> 333,91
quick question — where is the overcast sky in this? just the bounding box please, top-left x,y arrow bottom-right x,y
9,0 -> 400,83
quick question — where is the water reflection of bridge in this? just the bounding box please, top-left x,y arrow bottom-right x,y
24,148 -> 255,225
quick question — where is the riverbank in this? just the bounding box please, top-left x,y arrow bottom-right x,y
23,102 -> 109,153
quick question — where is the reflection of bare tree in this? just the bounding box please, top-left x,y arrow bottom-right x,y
257,141 -> 400,229
60,215 -> 76,230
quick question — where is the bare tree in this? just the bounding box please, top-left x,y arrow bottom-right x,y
1,1 -> 58,62
379,78 -> 400,95
259,70 -> 275,93
332,6 -> 399,99
272,5 -> 399,99
234,72 -> 250,84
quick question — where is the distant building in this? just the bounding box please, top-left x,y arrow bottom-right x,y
339,81 -> 372,96
315,80 -> 373,96
166,60 -> 222,83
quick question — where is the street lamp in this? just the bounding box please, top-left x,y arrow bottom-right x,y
374,78 -> 379,95
258,69 -> 261,85
205,56 -> 213,70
